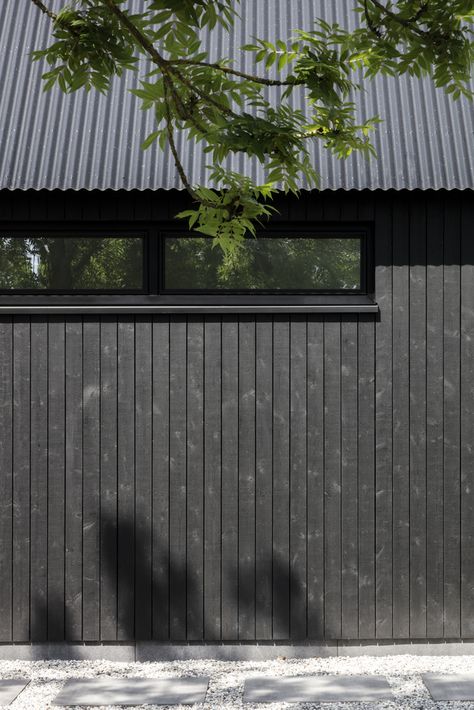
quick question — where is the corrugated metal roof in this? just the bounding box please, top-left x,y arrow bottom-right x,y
0,0 -> 473,191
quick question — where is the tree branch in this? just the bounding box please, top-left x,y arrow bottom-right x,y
29,0 -> 81,36
169,59 -> 302,87
29,0 -> 57,22
168,63 -> 236,117
363,0 -> 384,39
163,80 -> 198,200
102,0 -> 236,117
368,0 -> 429,36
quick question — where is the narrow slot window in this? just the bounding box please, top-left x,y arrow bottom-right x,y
162,233 -> 364,293
0,234 -> 144,291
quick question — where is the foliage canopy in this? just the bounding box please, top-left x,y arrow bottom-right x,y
30,0 -> 474,251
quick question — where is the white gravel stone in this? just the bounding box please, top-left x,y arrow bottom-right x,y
2,655 -> 474,709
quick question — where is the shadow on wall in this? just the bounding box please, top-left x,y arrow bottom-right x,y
29,511 -> 309,645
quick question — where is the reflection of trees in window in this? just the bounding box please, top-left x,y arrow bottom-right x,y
0,237 -> 143,289
164,236 -> 361,291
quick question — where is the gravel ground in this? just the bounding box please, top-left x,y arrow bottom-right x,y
2,655 -> 474,709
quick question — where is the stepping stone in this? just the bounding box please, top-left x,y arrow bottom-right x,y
243,675 -> 393,703
0,679 -> 29,705
52,677 -> 209,706
423,673 -> 474,701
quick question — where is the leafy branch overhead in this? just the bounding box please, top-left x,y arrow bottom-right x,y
31,0 -> 474,251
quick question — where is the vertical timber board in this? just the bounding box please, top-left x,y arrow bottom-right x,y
409,195 -> 427,638
340,185 -> 360,638
0,318 -> 12,641
152,317 -> 170,641
82,319 -> 101,641
272,317 -> 290,640
357,193 -> 376,640
48,318 -> 65,640
0,192 -> 13,220
135,318 -> 153,640
204,317 -> 222,640
461,195 -> 474,636
99,191 -> 120,221
374,196 -> 393,639
391,196 -> 410,639
341,315 -> 359,639
426,195 -> 445,638
117,317 -> 135,640
255,316 -> 273,640
65,317 -> 83,641
12,318 -> 30,641
357,313 -> 375,639
307,317 -> 324,639
288,192 -> 308,640
324,315 -> 342,639
63,191 -> 83,222
169,316 -> 187,640
30,319 -> 48,640
238,316 -> 256,640
443,195 -> 461,638
221,317 -> 239,640
100,317 -> 118,641
186,317 -> 204,640
290,316 -> 307,640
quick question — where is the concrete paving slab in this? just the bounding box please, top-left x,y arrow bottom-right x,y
0,679 -> 29,705
52,677 -> 209,706
423,673 -> 474,701
243,675 -> 393,703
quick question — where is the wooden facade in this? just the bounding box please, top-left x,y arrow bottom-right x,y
0,188 -> 473,642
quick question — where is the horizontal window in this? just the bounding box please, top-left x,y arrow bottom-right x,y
163,234 -> 363,293
0,235 -> 144,291
0,225 -> 374,310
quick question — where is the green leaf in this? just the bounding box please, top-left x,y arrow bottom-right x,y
141,130 -> 162,150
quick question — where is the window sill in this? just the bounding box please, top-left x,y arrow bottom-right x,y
0,295 -> 378,314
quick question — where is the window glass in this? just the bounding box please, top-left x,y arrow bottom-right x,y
164,235 -> 362,291
0,235 -> 143,290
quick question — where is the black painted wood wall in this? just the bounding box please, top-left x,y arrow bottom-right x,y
0,188 -> 473,642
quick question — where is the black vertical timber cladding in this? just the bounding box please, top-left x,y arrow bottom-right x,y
30,319 -> 48,641
135,317 -> 153,640
272,316 -> 290,639
152,317 -> 170,641
186,317 -> 204,640
0,318 -> 13,641
169,316 -> 187,640
100,318 -> 118,641
12,318 -> 30,641
0,188 -> 473,641
82,319 -> 100,641
409,196 -> 427,638
47,318 -> 65,640
392,196 -> 410,639
443,195 -> 462,638
238,316 -> 256,640
375,195 -> 393,639
65,317 -> 83,640
461,193 -> 474,636
117,318 -> 135,639
255,316 -> 272,640
204,317 -> 222,640
426,195 -> 444,637
221,317 -> 239,640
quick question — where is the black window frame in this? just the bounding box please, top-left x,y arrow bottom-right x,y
0,221 -> 375,311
